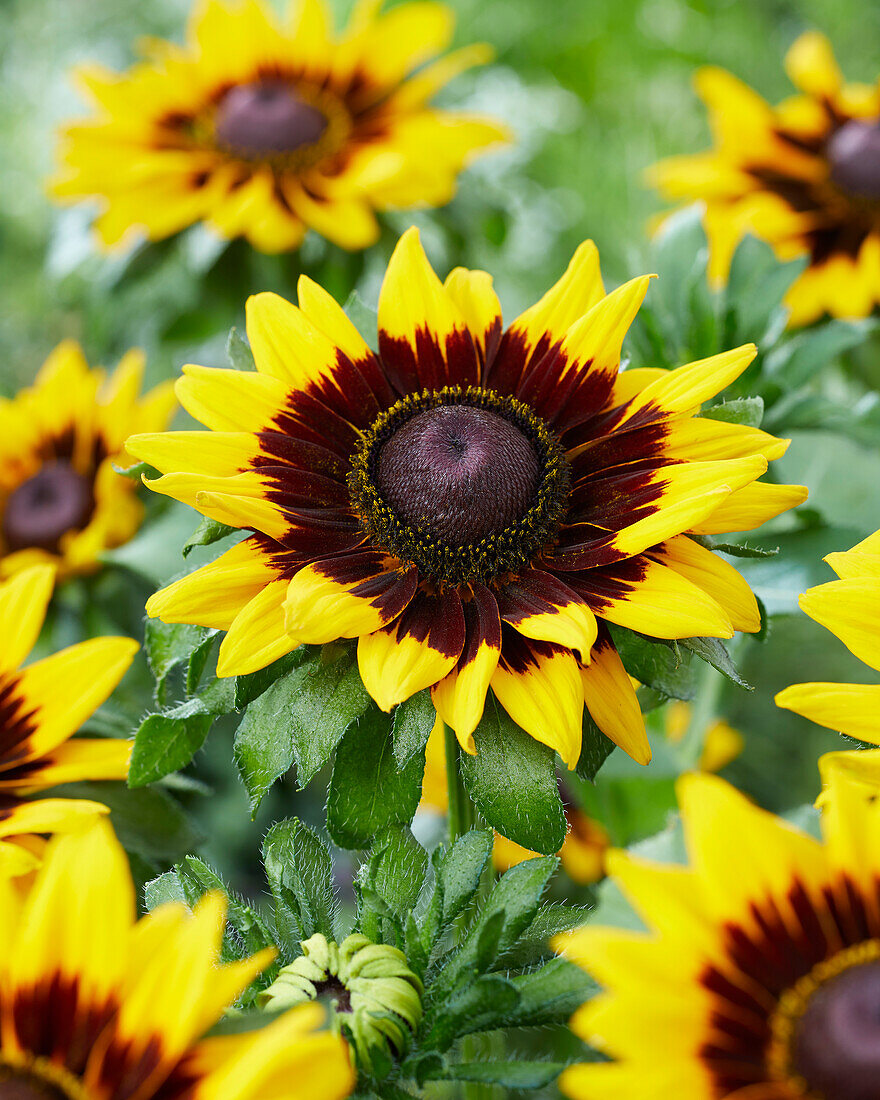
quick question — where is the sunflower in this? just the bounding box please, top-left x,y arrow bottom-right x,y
419,714 -> 610,883
51,0 -> 507,254
128,227 -> 806,769
556,766 -> 880,1100
0,817 -> 354,1100
650,32 -> 880,325
0,340 -> 175,579
0,563 -> 138,874
776,527 -> 880,747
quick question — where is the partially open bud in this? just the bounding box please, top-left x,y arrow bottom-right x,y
258,933 -> 423,1075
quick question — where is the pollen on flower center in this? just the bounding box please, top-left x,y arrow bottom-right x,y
827,119 -> 880,201
214,81 -> 328,158
2,461 -> 93,554
348,387 -> 570,585
376,405 -> 541,544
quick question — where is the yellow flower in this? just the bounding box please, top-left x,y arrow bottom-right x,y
650,32 -> 880,325
51,0 -> 507,254
776,527 -> 880,746
0,818 -> 354,1100
0,340 -> 175,579
129,227 -> 805,770
0,564 -> 138,874
420,716 -> 609,883
555,767 -> 880,1099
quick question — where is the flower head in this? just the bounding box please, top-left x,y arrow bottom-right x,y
0,340 -> 175,579
0,819 -> 354,1100
52,0 -> 507,253
130,228 -> 805,769
650,32 -> 880,324
776,527 -> 880,747
0,564 -> 138,873
556,767 -> 880,1100
259,932 -> 423,1074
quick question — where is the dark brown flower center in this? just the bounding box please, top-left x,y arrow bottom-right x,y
376,405 -> 540,545
827,119 -> 880,201
348,387 -> 570,584
214,82 -> 328,158
792,959 -> 880,1100
315,975 -> 353,1014
2,461 -> 93,554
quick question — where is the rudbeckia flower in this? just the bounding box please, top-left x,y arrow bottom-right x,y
650,32 -> 880,325
129,228 -> 806,769
0,818 -> 354,1100
0,340 -> 175,578
51,0 -> 507,253
776,527 -> 880,745
0,564 -> 137,873
556,767 -> 880,1100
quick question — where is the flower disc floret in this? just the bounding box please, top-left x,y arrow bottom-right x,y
348,386 -> 570,584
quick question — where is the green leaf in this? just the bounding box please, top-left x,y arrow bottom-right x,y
143,870 -> 186,910
435,857 -> 556,1000
610,625 -> 695,701
499,903 -> 592,969
438,1062 -> 565,1089
227,325 -> 256,370
460,695 -> 566,854
681,636 -> 753,690
262,818 -> 337,945
701,395 -> 764,428
506,956 -> 596,1027
424,974 -> 520,1053
182,516 -> 238,558
288,644 -> 373,785
421,829 -> 493,952
576,709 -> 616,781
725,233 -> 805,342
360,826 -> 428,920
144,619 -> 215,705
233,643 -> 373,812
233,648 -> 309,709
327,704 -> 425,849
392,689 -> 436,768
343,290 -> 378,350
130,675 -> 236,787
129,700 -> 216,788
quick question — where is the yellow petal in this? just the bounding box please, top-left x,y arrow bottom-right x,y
490,643 -> 583,768
0,563 -> 55,672
799,578 -> 880,670
776,682 -> 880,742
581,638 -> 650,764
